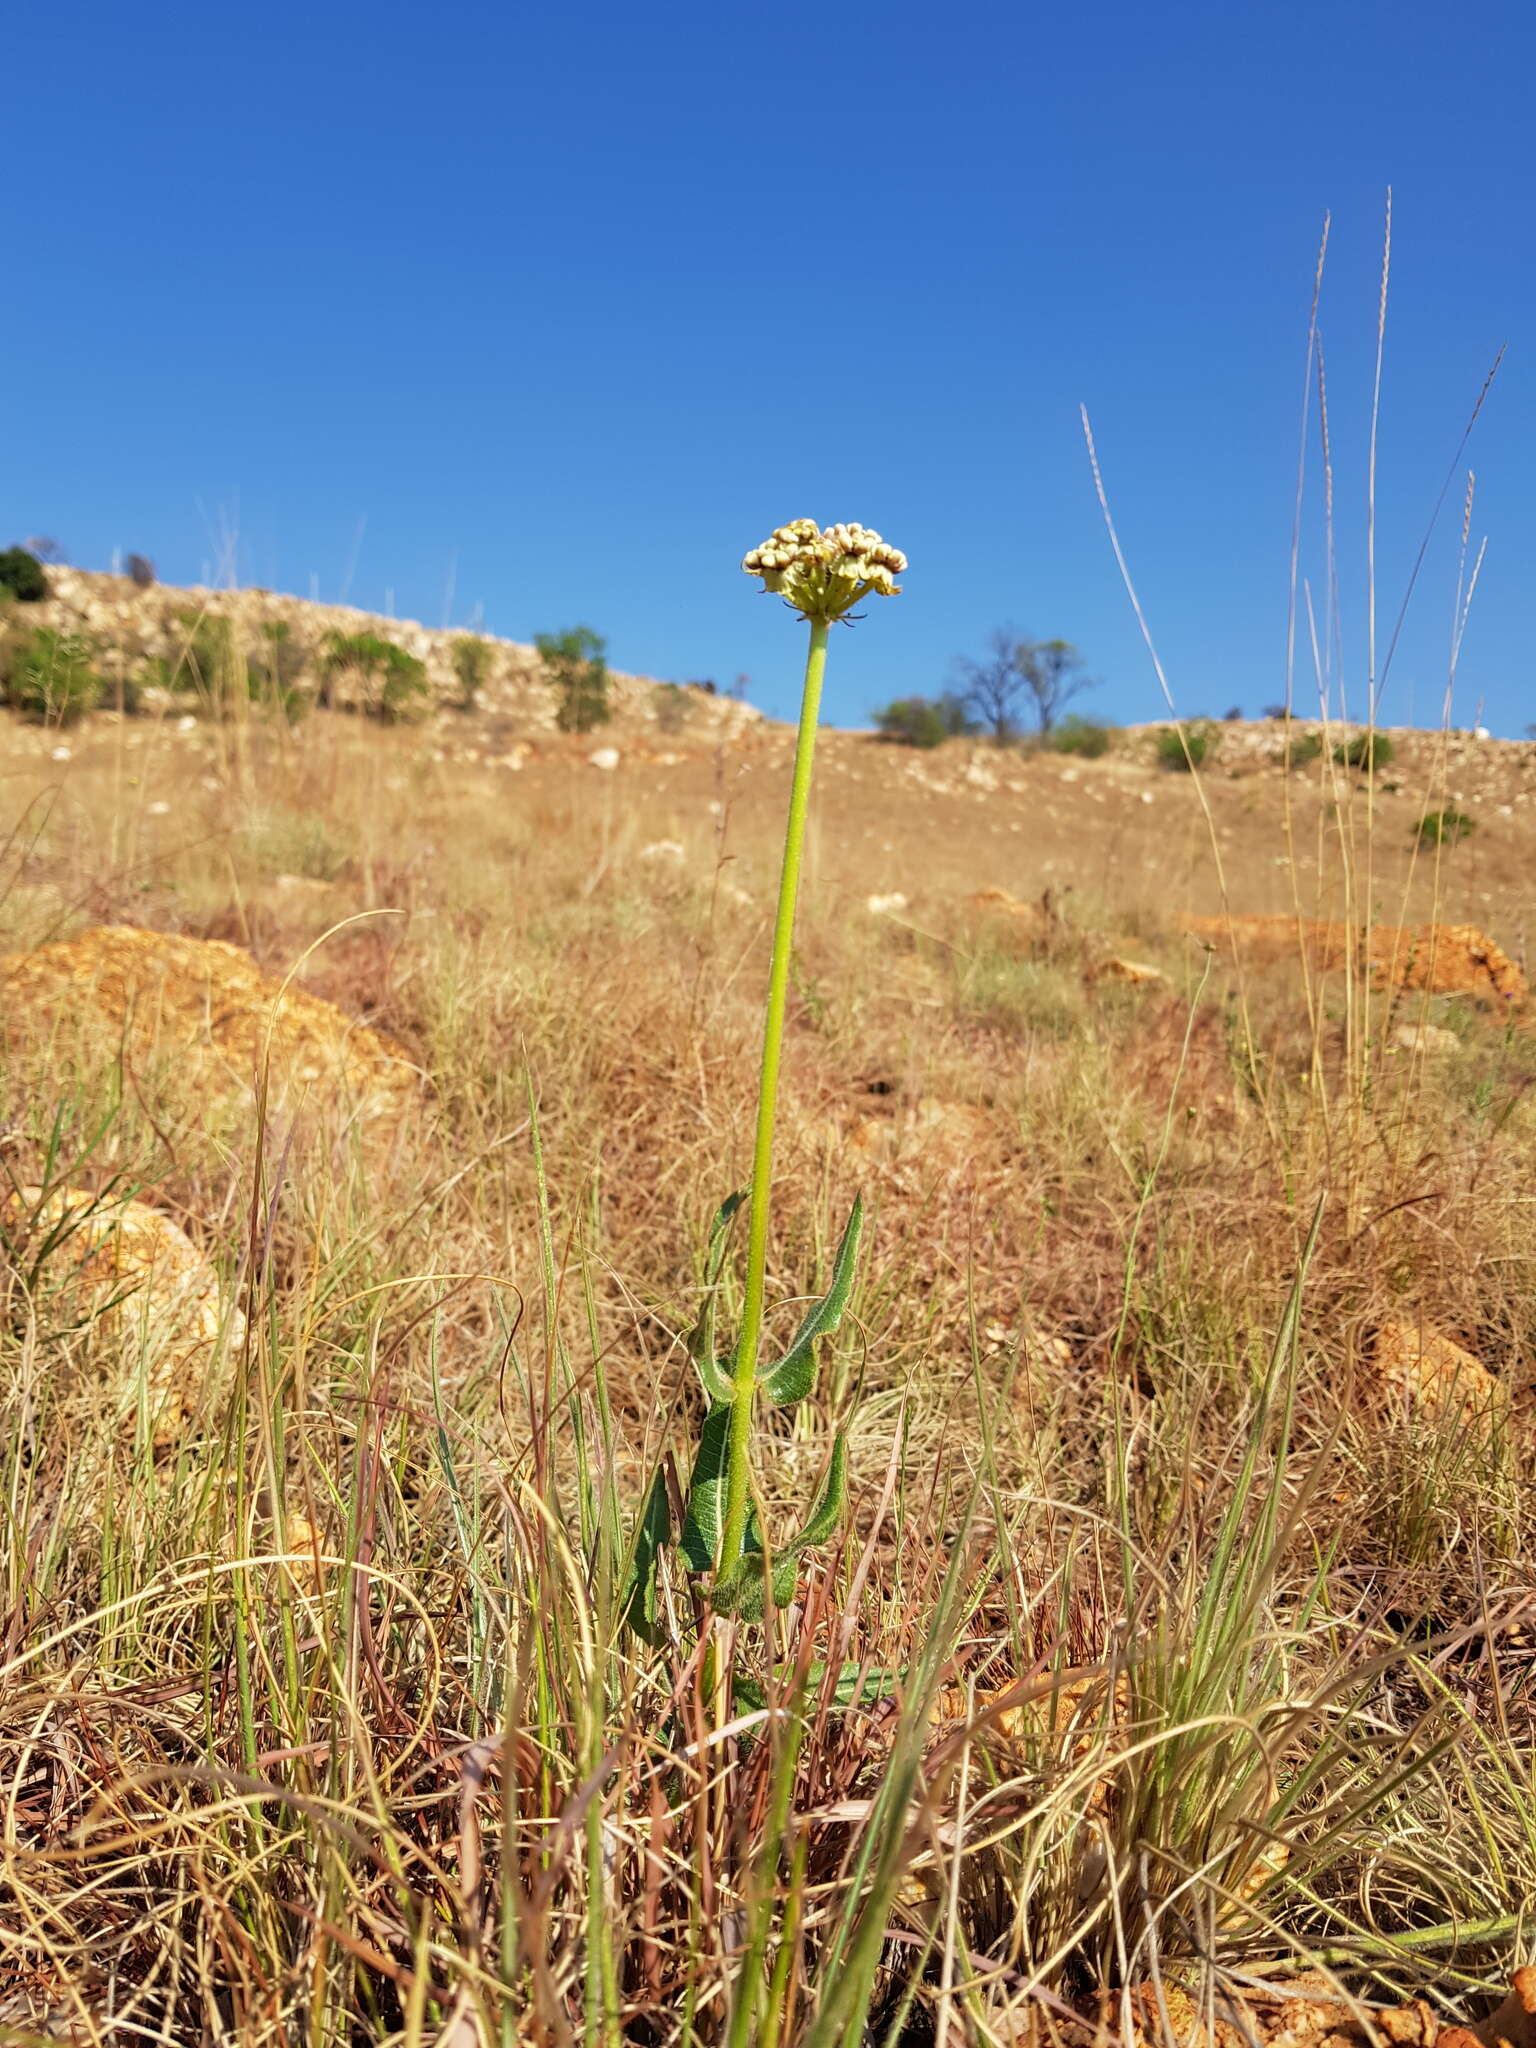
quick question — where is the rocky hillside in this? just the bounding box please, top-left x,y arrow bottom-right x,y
15,566 -> 763,740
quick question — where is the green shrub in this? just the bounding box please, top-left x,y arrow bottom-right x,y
1156,722 -> 1213,772
873,695 -> 947,747
149,611 -> 250,714
1,628 -> 102,723
872,691 -> 974,748
247,622 -> 310,719
1417,808 -> 1474,847
0,547 -> 49,603
450,635 -> 494,710
138,620 -> 256,716
1049,714 -> 1114,759
1335,729 -> 1394,773
320,631 -> 430,722
537,626 -> 609,734
1282,728 -> 1324,770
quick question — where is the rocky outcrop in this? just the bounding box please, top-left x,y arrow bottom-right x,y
13,566 -> 763,739
0,925 -> 419,1129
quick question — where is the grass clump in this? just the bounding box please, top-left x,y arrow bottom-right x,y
1282,726 -> 1325,769
1336,728 -> 1395,772
1049,712 -> 1115,757
1417,807 -> 1475,846
139,611 -> 248,715
0,625 -> 102,721
537,624 -> 610,732
1156,719 -> 1214,770
246,620 -> 309,718
449,633 -> 494,709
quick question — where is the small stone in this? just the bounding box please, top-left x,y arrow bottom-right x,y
1370,1319 -> 1503,1423
1390,1021 -> 1460,1056
587,746 -> 621,771
1088,957 -> 1165,986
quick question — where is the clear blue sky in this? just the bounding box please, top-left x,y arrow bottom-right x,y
6,1 -> 1533,732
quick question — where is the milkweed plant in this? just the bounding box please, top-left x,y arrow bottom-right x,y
624,520 -> 907,1633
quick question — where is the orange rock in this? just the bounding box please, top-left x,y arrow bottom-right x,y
969,887 -> 1049,938
0,925 -> 419,1125
280,1511 -> 330,1594
1371,1319 -> 1504,1424
1179,915 -> 1526,1006
1088,956 -> 1166,986
2,1184 -> 245,1443
1469,1967 -> 1536,2048
1091,1979 -> 1445,2048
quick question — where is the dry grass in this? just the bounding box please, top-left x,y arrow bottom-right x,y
2,707 -> 1536,2043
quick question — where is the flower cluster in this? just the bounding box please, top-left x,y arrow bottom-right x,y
742,519 -> 907,623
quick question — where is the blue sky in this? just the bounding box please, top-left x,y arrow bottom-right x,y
6,0 -> 1533,731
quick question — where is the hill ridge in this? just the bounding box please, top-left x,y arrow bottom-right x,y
14,565 -> 763,738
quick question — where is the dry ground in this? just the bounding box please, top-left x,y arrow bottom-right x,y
2,703 -> 1536,2043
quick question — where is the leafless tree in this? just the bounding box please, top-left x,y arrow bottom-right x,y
956,630 -> 1096,742
1020,637 -> 1096,735
955,629 -> 1024,743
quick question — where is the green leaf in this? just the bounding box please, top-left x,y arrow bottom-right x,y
756,1197 -> 863,1405
695,1353 -> 736,1408
678,1403 -> 734,1572
732,1673 -> 768,1714
771,1551 -> 800,1609
620,1465 -> 672,1645
786,1431 -> 849,1553
807,1661 -> 902,1709
712,1549 -> 794,1622
711,1438 -> 850,1619
690,1192 -> 745,1405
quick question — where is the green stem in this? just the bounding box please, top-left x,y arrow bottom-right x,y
717,617 -> 830,1578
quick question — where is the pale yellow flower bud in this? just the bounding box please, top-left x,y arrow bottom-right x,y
741,518 -> 906,623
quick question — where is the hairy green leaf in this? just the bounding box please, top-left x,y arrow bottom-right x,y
711,1438 -> 849,1618
712,1547 -> 798,1622
690,1191 -> 745,1405
786,1431 -> 849,1553
679,1403 -> 735,1572
620,1465 -> 672,1645
756,1197 -> 863,1405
